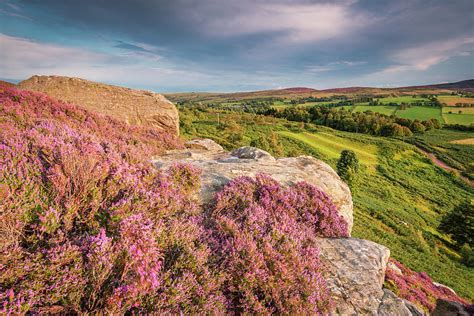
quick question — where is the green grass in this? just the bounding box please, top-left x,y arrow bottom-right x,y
395,106 -> 443,121
376,96 -> 429,104
443,113 -> 474,125
353,105 -> 396,116
180,107 -> 474,300
277,131 -> 378,166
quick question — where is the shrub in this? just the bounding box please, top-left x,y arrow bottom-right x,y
439,201 -> 474,249
385,259 -> 471,312
1,86 -> 351,314
207,174 -> 348,314
337,150 -> 359,187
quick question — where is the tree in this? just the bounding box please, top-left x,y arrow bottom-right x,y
439,201 -> 474,249
337,150 -> 359,187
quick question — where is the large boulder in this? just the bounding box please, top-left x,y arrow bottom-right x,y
152,140 -> 354,234
317,238 -> 390,315
432,299 -> 471,316
18,75 -> 179,135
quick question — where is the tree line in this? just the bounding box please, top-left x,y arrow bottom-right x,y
261,106 -> 441,137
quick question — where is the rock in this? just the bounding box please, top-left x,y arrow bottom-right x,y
152,145 -> 353,234
377,289 -> 426,315
378,289 -> 412,316
18,75 -> 179,135
432,299 -> 471,316
388,261 -> 403,276
230,146 -> 275,161
316,238 -> 390,315
185,138 -> 224,152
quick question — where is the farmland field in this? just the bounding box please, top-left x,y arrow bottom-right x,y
353,105 -> 396,116
442,107 -> 474,114
443,113 -> 474,125
395,106 -> 443,121
376,96 -> 429,104
438,95 -> 474,106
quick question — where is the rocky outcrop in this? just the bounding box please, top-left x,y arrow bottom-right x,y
153,140 -> 354,233
378,289 -> 425,316
18,75 -> 179,135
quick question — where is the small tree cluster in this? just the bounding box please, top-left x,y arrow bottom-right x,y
337,150 -> 360,187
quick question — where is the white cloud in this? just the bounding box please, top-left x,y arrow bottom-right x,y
307,60 -> 367,73
196,2 -> 370,43
380,36 -> 474,73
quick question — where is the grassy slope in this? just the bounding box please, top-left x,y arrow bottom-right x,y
180,108 -> 474,300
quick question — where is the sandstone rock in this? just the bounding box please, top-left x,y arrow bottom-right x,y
185,138 -> 224,152
152,144 -> 353,233
432,299 -> 471,316
230,146 -> 275,161
378,289 -> 412,316
377,289 -> 426,315
317,238 -> 390,315
19,75 -> 179,135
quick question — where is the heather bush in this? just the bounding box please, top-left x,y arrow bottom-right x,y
0,86 -> 224,314
384,259 -> 471,312
207,174 -> 348,314
0,86 -> 351,314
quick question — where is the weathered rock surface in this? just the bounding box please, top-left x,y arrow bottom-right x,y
185,138 -> 224,152
152,140 -> 354,233
317,238 -> 390,315
19,75 -> 179,135
378,289 -> 426,316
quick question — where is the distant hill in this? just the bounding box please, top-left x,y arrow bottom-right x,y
166,79 -> 474,104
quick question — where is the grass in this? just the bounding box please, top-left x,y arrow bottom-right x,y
395,106 -> 444,122
443,113 -> 474,125
277,131 -> 378,166
353,105 -> 396,116
179,107 -> 474,301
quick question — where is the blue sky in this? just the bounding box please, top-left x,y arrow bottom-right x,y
1,0 -> 473,92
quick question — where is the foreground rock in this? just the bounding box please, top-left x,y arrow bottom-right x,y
432,299 -> 471,316
153,141 -> 354,234
19,75 -> 179,135
317,238 -> 390,315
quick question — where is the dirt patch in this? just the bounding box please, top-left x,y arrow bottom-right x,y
450,138 -> 474,145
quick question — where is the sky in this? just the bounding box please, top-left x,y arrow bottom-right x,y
0,0 -> 473,92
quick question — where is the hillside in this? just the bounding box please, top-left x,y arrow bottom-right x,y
179,107 -> 474,302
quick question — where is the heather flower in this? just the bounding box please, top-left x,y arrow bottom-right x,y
384,259 -> 471,312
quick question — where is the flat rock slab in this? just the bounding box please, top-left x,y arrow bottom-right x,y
153,142 -> 354,234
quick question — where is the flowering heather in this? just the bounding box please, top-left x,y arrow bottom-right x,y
207,174 -> 348,314
385,259 -> 472,312
0,85 -> 349,314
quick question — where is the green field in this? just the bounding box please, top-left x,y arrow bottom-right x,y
395,106 -> 443,121
277,131 -> 378,166
443,113 -> 474,125
353,105 -> 396,116
442,107 -> 474,114
376,96 -> 429,104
